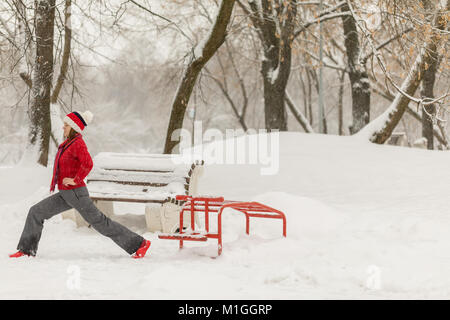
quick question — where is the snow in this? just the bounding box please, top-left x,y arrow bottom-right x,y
268,66 -> 279,84
2,131 -> 450,299
193,36 -> 208,61
93,152 -> 193,171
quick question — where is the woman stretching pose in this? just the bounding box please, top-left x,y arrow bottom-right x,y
9,111 -> 151,259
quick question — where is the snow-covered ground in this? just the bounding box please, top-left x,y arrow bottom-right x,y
2,132 -> 450,299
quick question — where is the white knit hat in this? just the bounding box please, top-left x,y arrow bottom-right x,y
63,110 -> 94,133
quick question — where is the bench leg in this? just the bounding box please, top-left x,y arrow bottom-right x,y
145,204 -> 163,232
93,200 -> 114,218
62,201 -> 114,228
74,209 -> 90,228
161,202 -> 201,233
61,208 -> 90,228
61,208 -> 75,222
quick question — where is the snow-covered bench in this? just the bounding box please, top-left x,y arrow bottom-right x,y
61,152 -> 204,231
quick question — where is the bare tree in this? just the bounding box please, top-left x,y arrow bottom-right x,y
419,0 -> 442,150
371,76 -> 448,147
204,39 -> 250,131
356,0 -> 449,144
285,91 -> 314,133
340,1 -> 370,134
163,0 -> 236,154
28,0 -> 56,166
238,0 -> 297,131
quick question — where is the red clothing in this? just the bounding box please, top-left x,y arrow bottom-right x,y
50,133 -> 93,192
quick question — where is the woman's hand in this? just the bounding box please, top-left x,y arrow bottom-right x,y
63,177 -> 77,186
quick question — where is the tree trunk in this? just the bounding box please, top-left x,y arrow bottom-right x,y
28,0 -> 56,166
308,67 -> 328,133
285,91 -> 314,133
246,0 -> 297,131
341,2 -> 370,134
338,71 -> 345,135
163,0 -> 236,154
263,67 -> 289,130
306,68 -> 313,125
420,54 -> 439,150
419,0 -> 442,150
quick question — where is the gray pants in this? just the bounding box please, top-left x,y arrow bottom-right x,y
17,186 -> 144,256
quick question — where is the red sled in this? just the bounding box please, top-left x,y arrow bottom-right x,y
158,195 -> 287,256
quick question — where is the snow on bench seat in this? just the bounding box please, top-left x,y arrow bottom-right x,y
86,152 -> 204,204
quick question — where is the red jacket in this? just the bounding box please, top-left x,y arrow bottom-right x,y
50,133 -> 93,192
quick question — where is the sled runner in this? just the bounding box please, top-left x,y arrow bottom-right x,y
158,195 -> 287,256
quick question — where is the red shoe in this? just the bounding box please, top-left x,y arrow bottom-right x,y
132,240 -> 151,259
9,251 -> 32,258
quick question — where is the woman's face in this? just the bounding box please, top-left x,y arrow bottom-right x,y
62,122 -> 72,138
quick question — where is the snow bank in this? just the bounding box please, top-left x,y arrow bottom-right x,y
2,132 -> 450,299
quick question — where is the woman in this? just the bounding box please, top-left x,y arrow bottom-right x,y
9,110 -> 151,259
